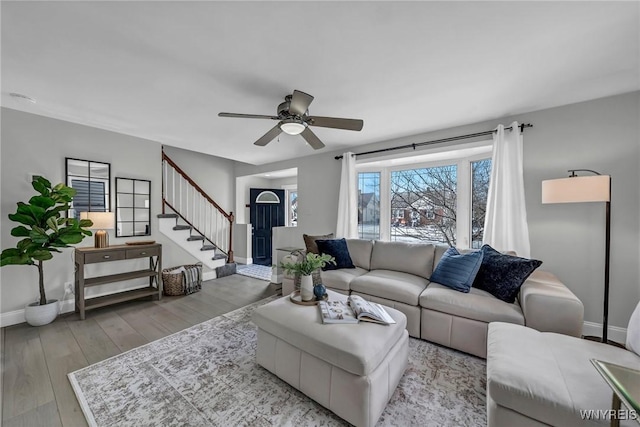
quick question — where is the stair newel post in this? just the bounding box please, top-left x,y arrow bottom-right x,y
227,212 -> 234,263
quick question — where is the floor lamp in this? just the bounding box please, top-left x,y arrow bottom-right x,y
542,170 -> 611,343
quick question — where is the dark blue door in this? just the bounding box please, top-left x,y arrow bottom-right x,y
250,189 -> 286,266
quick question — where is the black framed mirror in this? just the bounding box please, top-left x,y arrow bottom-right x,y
66,158 -> 111,219
115,177 -> 151,237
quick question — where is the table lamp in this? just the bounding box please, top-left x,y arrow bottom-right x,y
542,169 -> 611,343
81,212 -> 115,248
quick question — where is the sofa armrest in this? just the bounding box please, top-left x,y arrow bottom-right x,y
519,270 -> 584,337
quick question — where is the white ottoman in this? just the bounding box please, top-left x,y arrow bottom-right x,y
252,290 -> 409,427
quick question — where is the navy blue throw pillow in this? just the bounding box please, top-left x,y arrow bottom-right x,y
473,245 -> 542,303
430,247 -> 483,293
315,238 -> 355,271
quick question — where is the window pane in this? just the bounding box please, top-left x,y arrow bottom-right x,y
471,159 -> 491,249
358,172 -> 380,240
290,191 -> 297,227
390,165 -> 457,245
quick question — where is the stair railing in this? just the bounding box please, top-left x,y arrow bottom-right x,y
162,149 -> 234,263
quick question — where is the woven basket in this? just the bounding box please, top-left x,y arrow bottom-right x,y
162,263 -> 202,296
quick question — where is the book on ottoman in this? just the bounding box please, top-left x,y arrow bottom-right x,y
319,295 -> 396,325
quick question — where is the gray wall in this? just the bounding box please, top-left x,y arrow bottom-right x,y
237,91 -> 640,330
0,108 -> 237,315
162,144 -> 235,215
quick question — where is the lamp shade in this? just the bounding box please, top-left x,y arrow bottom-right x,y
542,175 -> 610,204
80,211 -> 114,229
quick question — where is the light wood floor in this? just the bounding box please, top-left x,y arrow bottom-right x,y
0,274 -> 279,427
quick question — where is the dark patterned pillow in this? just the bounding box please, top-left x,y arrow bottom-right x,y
430,247 -> 483,293
315,238 -> 355,271
303,233 -> 334,254
473,245 -> 542,303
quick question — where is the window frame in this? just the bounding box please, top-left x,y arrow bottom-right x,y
356,143 -> 492,248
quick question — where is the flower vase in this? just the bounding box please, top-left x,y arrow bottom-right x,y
300,274 -> 314,301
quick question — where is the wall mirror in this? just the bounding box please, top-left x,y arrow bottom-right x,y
115,177 -> 151,237
66,158 -> 111,219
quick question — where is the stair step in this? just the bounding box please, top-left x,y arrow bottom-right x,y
157,214 -> 178,219
200,245 -> 216,251
173,225 -> 191,231
212,254 -> 227,260
187,235 -> 205,241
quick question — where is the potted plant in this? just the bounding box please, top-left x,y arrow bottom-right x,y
1,176 -> 94,326
281,252 -> 335,301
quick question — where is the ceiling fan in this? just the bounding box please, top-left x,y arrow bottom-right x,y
218,90 -> 364,150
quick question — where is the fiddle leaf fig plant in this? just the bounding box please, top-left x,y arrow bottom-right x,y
0,176 -> 94,305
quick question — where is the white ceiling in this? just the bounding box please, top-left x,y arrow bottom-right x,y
2,1 -> 638,165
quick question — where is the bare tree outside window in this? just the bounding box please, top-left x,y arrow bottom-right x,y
390,165 -> 458,245
471,159 -> 491,248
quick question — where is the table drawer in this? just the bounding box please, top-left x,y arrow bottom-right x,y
84,250 -> 126,264
126,247 -> 160,259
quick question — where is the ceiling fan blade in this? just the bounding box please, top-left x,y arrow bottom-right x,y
289,90 -> 314,116
219,112 -> 279,120
254,124 -> 283,146
307,116 -> 364,131
300,127 -> 325,150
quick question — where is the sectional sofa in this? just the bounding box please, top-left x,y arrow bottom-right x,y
282,238 -> 584,358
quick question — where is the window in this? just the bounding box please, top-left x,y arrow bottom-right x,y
358,172 -> 381,239
356,144 -> 492,248
471,159 -> 491,248
390,165 -> 457,245
289,190 -> 298,227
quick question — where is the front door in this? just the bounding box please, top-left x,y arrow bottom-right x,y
250,189 -> 285,266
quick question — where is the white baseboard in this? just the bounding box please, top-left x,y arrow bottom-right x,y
583,321 -> 627,344
234,256 -> 252,265
0,285 -> 150,328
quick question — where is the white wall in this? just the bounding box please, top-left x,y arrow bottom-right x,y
0,108 -> 237,318
239,92 -> 640,331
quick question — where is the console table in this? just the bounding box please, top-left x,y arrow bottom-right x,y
74,243 -> 162,320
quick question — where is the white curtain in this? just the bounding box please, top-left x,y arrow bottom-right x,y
483,121 -> 531,257
336,152 -> 358,238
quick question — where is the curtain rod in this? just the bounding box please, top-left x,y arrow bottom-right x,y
334,123 -> 533,160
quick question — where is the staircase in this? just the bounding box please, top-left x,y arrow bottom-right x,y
159,150 -> 234,275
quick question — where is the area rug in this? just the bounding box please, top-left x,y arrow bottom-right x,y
68,297 -> 486,426
236,264 -> 272,281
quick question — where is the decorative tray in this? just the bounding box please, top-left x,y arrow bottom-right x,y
125,240 -> 156,245
289,290 -> 328,306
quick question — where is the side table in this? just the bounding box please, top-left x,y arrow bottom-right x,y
591,359 -> 640,426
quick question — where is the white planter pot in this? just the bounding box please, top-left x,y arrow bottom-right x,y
300,275 -> 314,302
25,299 -> 59,326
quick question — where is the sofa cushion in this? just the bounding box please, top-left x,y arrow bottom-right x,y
316,238 -> 355,270
320,267 -> 368,292
473,245 -> 542,303
487,322 -> 640,427
369,241 -> 435,280
345,239 -> 374,270
350,270 -> 429,306
303,233 -> 334,254
420,282 -> 524,325
429,247 -> 483,293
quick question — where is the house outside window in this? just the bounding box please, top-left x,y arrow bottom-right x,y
357,143 -> 492,248
358,172 -> 381,240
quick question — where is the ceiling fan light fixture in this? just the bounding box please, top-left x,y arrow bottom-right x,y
280,119 -> 306,135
